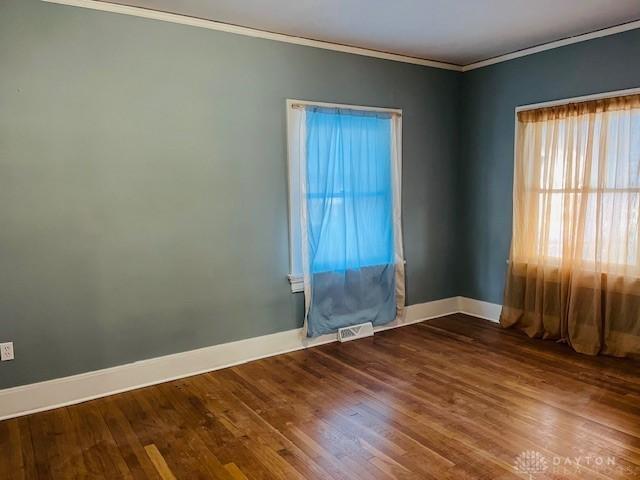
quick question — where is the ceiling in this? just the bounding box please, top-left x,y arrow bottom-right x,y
102,0 -> 640,66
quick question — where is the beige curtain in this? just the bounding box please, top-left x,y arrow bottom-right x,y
501,94 -> 640,357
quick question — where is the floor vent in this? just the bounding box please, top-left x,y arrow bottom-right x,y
337,322 -> 374,342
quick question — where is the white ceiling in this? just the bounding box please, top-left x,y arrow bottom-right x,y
103,0 -> 640,66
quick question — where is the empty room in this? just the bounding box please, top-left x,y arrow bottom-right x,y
2,0 -> 640,478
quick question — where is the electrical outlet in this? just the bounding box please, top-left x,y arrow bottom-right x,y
0,342 -> 14,361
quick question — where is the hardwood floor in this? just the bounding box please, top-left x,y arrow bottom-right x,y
1,314 -> 640,479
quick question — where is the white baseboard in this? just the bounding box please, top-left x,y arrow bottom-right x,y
457,296 -> 502,323
0,295 -> 482,421
0,296 -> 500,420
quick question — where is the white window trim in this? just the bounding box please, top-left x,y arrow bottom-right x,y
286,99 -> 402,293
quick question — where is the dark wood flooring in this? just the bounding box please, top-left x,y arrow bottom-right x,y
1,314 -> 640,479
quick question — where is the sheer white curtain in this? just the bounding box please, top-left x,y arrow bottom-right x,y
502,94 -> 640,357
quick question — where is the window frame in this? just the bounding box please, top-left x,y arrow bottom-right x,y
286,99 -> 402,293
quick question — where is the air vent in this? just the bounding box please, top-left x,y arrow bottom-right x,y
337,322 -> 374,342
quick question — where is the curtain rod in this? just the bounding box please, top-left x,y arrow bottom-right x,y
291,104 -> 401,116
515,86 -> 640,113
289,100 -> 402,116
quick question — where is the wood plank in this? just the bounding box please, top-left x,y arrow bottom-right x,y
66,402 -> 131,478
0,420 -> 24,480
224,462 -> 249,480
98,397 -> 163,480
144,444 -> 176,480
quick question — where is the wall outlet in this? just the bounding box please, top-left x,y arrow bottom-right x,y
0,342 -> 14,361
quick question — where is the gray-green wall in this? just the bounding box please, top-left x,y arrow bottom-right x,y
0,0 -> 461,388
4,0 -> 639,390
459,29 -> 640,304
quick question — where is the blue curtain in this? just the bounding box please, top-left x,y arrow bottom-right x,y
305,107 -> 396,336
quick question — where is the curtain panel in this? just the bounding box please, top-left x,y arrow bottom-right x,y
501,94 -> 640,357
291,106 -> 404,337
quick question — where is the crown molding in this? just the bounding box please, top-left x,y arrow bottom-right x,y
41,0 -> 463,71
462,19 -> 640,71
39,1 -> 640,73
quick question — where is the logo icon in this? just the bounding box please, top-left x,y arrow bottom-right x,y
513,450 -> 548,479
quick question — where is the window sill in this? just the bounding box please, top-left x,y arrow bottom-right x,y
288,274 -> 304,293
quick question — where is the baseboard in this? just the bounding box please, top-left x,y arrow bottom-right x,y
457,296 -> 502,323
0,296 -> 465,420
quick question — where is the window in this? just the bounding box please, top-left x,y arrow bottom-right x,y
286,100 -> 402,292
512,94 -> 640,273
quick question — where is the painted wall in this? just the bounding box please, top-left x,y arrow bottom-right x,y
0,0 -> 461,388
459,28 -> 640,304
